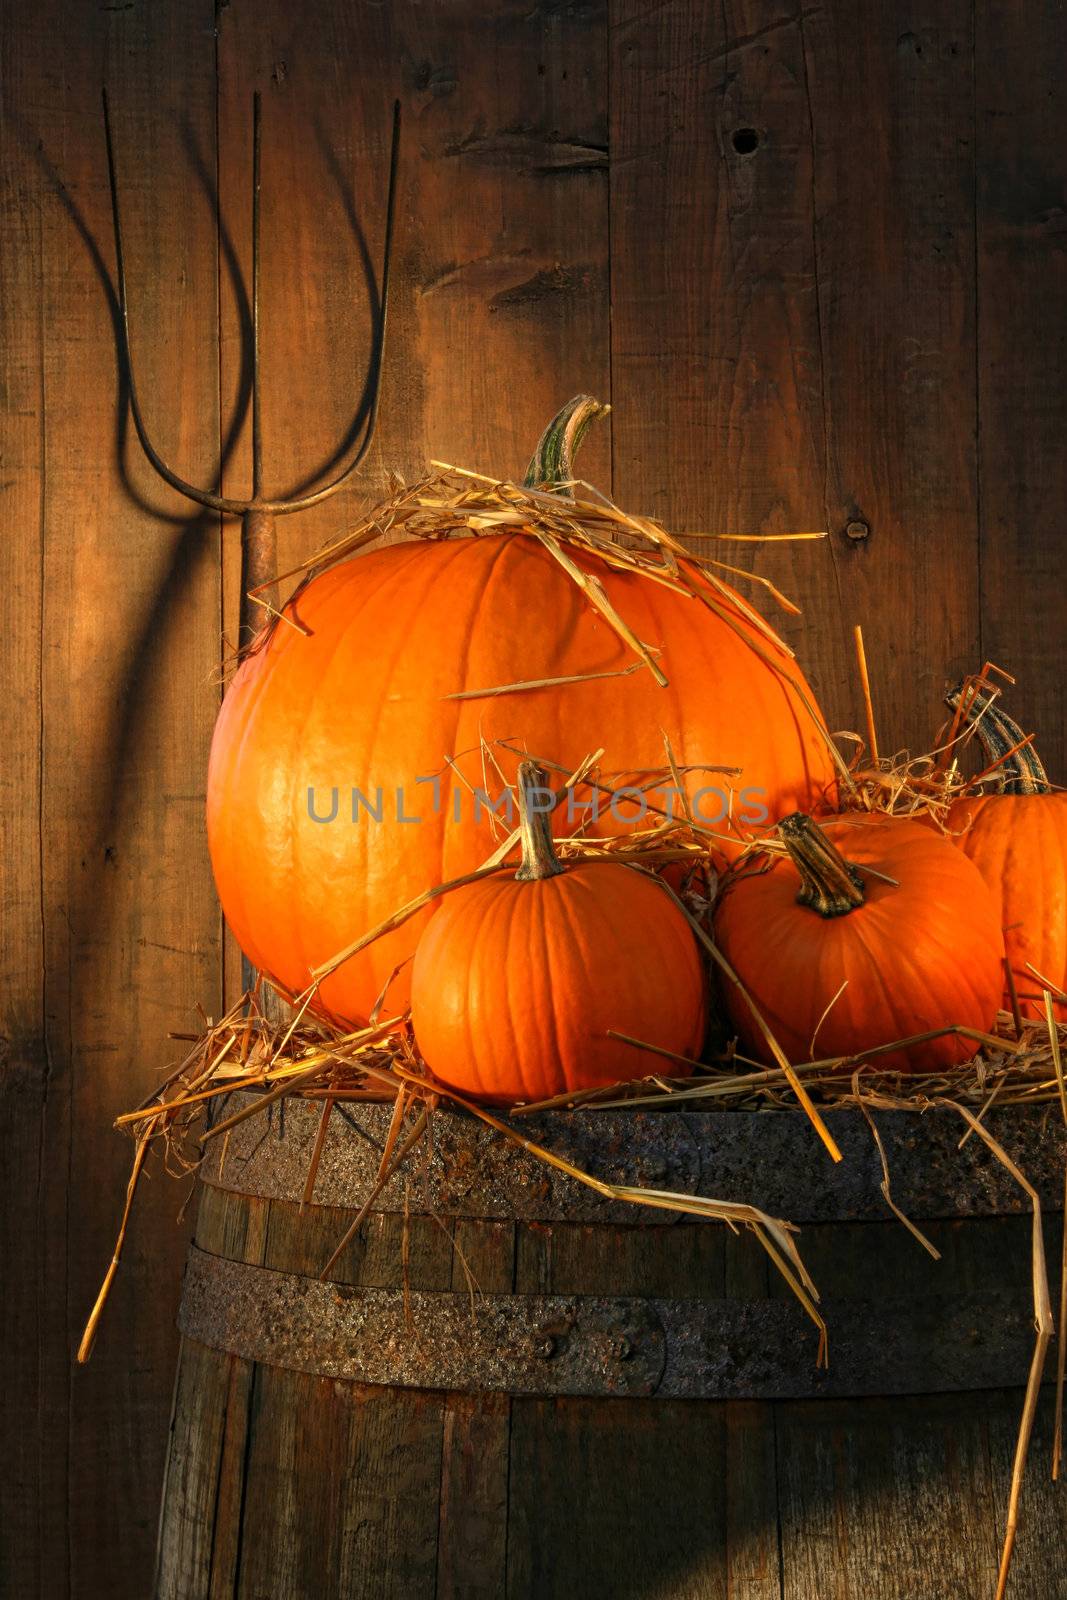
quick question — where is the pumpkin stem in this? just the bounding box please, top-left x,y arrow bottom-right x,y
778,813 -> 865,918
945,682 -> 1050,795
523,395 -> 610,497
515,760 -> 566,881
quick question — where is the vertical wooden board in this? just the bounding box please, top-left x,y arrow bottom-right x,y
214,0 -> 611,602
775,1392 -> 999,1599
206,1354 -> 257,1600
439,1219 -> 513,1598
986,1389 -> 1067,1600
724,1223 -> 772,1302
0,3 -> 221,1595
451,1217 -> 516,1295
335,1385 -> 445,1600
508,1395 -> 728,1599
724,1402 -> 781,1600
975,2 -> 1067,780
214,0 -> 394,656
233,1366 -> 355,1600
195,1187 -> 271,1269
155,1339 -> 235,1600
800,1 -> 980,755
205,1192 -> 269,1600
356,1207 -> 456,1290
436,1392 -> 511,1600
514,1218 -> 726,1298
0,8 -> 49,1590
397,0 -> 612,485
609,0 -> 850,730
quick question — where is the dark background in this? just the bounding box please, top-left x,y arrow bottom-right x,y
2,0 -> 1064,1592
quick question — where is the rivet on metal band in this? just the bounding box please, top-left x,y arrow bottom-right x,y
178,1246 -> 1037,1400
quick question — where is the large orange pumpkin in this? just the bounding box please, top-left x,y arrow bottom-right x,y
946,688 -> 1067,1021
208,399 -> 836,1026
410,762 -> 706,1102
714,812 -> 1005,1073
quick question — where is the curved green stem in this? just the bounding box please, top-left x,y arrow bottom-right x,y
523,395 -> 610,496
515,760 -> 566,881
778,813 -> 865,918
945,683 -> 1050,795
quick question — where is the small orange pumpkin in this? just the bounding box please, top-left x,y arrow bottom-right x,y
410,762 -> 706,1102
946,687 -> 1067,1021
714,812 -> 1005,1073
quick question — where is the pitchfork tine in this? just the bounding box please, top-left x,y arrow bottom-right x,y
100,87 -> 401,524
274,95 -> 402,514
251,90 -> 264,502
102,86 -> 239,515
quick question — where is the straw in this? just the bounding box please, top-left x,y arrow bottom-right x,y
77,1127 -> 155,1364
853,625 -> 879,766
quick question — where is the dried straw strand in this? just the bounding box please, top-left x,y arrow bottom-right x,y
77,1127 -> 154,1363
853,625 -> 880,766
443,661 -> 647,701
318,1106 -> 430,1280
856,1096 -> 940,1260
946,1103 -> 1052,1600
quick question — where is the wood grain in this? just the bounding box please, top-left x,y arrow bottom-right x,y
507,1394 -> 730,1600
800,1 -> 981,758
609,0 -> 852,735
610,0 -> 983,763
155,1338 -> 237,1600
235,1191 -> 448,1600
776,1391 -> 1000,1599
725,1402 -> 781,1600
0,6 -> 50,1588
157,1182 -> 269,1598
0,3 -> 220,1595
436,1392 -> 510,1600
437,1221 -> 514,1598
987,1389 -> 1067,1600
214,0 -> 610,576
513,1216 -> 728,1298
975,1 -> 1067,782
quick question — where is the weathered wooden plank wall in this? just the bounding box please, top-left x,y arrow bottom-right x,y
2,4 -> 221,1595
1,0 -> 1063,1593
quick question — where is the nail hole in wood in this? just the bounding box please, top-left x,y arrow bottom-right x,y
731,128 -> 760,156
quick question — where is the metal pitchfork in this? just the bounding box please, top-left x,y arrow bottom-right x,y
102,89 -> 400,1008
101,88 -> 401,644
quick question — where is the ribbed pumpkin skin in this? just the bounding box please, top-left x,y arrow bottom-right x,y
714,815 -> 1005,1073
410,863 -> 706,1102
207,534 -> 834,1026
948,793 -> 1067,1021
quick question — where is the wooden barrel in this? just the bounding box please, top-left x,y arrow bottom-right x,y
157,1094 -> 1067,1599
